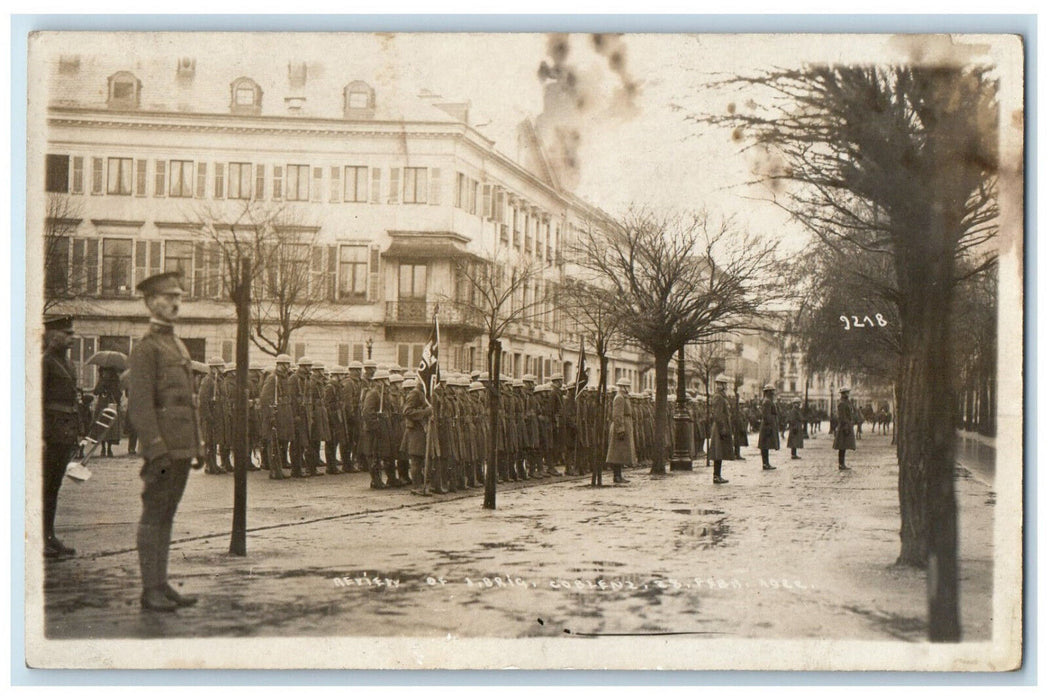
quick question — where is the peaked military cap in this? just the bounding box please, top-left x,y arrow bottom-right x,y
840,387 -> 850,394
763,384 -> 776,392
136,270 -> 184,296
43,315 -> 74,332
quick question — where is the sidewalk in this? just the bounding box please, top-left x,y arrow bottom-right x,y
40,433 -> 994,643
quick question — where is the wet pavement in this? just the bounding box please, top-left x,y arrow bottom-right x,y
39,433 -> 994,642
956,431 -> 996,486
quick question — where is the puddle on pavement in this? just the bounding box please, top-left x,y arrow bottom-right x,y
676,519 -> 731,549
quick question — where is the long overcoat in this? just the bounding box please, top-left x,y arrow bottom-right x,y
605,391 -> 636,465
786,406 -> 806,449
833,398 -> 858,451
260,370 -> 295,441
757,397 -> 781,450
709,391 -> 736,461
362,384 -> 393,459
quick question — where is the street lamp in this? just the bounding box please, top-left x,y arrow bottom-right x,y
365,337 -> 373,359
670,345 -> 694,471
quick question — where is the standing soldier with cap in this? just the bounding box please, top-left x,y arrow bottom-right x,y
362,369 -> 396,488
603,376 -> 635,486
710,376 -> 735,484
309,363 -> 332,473
834,387 -> 857,470
757,384 -> 780,471
42,315 -> 80,558
400,377 -> 432,490
260,354 -> 294,479
288,357 -> 316,478
787,400 -> 805,460
341,361 -> 364,472
126,271 -> 202,611
731,381 -> 748,461
197,360 -> 223,474
324,366 -> 347,473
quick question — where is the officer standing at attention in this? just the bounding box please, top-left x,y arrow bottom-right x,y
709,376 -> 735,484
834,387 -> 858,470
42,315 -> 80,558
757,384 -> 780,471
127,271 -> 202,612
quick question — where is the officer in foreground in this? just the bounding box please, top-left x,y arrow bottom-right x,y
42,314 -> 80,558
126,271 -> 202,612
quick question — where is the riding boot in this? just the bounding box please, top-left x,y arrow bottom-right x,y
369,461 -> 386,489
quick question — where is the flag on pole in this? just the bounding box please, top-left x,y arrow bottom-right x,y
574,337 -> 589,398
418,306 -> 441,401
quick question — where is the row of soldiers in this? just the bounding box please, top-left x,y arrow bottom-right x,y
194,356 -> 670,494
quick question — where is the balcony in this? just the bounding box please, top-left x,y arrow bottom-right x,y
384,300 -> 485,335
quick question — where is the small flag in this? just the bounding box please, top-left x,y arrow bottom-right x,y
574,337 -> 589,398
418,306 -> 441,401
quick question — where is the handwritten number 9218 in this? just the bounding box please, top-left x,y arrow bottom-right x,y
840,314 -> 888,330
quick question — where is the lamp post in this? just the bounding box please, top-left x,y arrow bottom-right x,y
365,337 -> 373,360
670,344 -> 694,471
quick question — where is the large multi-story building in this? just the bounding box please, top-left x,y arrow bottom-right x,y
36,51 -> 651,389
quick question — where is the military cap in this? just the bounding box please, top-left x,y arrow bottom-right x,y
402,377 -> 417,388
616,376 -> 632,387
43,315 -> 74,332
500,374 -> 512,382
208,356 -> 225,367
763,384 -> 775,392
534,383 -> 550,393
374,369 -> 390,380
389,373 -> 404,384
330,366 -> 347,375
470,370 -> 481,379
348,360 -> 363,370
469,381 -> 484,392
275,354 -> 292,364
377,363 -> 390,371
312,361 -> 325,370
550,375 -> 563,384
136,270 -> 184,296
714,375 -> 730,385
523,374 -> 537,383
390,364 -> 404,374
223,365 -> 237,373
840,387 -> 850,394
478,372 -> 490,382
297,357 -> 314,367
363,359 -> 377,369
404,370 -> 417,379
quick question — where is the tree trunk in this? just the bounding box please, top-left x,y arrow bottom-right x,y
650,353 -> 671,474
484,338 -> 501,510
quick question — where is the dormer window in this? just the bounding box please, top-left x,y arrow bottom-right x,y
343,81 -> 375,119
107,71 -> 141,110
230,77 -> 262,115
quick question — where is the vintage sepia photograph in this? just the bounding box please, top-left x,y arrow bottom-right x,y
23,30 -> 1024,670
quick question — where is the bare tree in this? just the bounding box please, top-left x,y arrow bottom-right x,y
449,247 -> 553,510
701,64 -> 1000,640
573,207 -> 782,474
189,200 -> 329,357
43,193 -> 91,313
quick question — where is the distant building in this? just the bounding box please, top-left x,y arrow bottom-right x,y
38,51 -> 650,389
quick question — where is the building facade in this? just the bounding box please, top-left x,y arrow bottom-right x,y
39,53 -> 650,389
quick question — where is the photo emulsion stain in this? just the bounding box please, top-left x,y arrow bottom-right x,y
24,31 -> 1022,670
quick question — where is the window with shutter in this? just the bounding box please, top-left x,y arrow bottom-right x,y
107,157 -> 133,195
352,344 -> 364,362
135,159 -> 147,196
482,184 -> 492,218
330,167 -> 341,203
367,246 -> 381,301
46,154 -> 70,193
455,173 -> 464,208
71,157 -> 84,194
168,161 -> 194,198
213,162 -> 224,199
153,159 -> 166,197
272,165 -> 283,200
91,158 -> 104,195
222,340 -> 234,363
294,343 -> 306,362
370,168 -> 381,203
196,162 -> 207,198
428,168 -> 441,205
311,167 -> 323,202
397,344 -> 410,369
327,245 -> 337,300
255,164 -> 266,200
388,168 -> 400,204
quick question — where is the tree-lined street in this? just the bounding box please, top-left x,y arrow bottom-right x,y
44,433 -> 993,641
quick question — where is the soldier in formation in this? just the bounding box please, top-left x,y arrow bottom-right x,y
833,387 -> 858,470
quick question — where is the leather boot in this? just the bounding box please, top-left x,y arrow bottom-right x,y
370,464 -> 386,489
163,583 -> 198,607
141,587 -> 178,612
